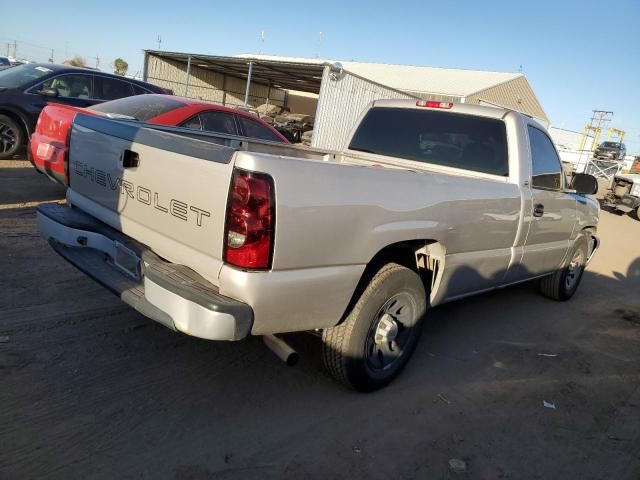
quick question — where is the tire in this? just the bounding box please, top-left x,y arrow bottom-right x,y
322,263 -> 427,392
0,114 -> 24,160
539,238 -> 588,301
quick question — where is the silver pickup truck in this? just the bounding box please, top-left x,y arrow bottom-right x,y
37,99 -> 600,391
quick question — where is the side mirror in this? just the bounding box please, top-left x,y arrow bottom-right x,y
571,173 -> 598,195
38,87 -> 58,97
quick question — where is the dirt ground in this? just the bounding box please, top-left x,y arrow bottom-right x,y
1,158 -> 638,480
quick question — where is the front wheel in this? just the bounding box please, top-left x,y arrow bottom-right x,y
539,239 -> 588,301
0,114 -> 24,160
322,263 -> 427,392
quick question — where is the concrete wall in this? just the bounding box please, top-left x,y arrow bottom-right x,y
145,55 -> 286,107
465,76 -> 550,126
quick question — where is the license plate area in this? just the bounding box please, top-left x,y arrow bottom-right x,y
111,241 -> 141,280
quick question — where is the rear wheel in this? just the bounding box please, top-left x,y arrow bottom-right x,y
539,239 -> 588,301
0,114 -> 23,160
322,263 -> 427,392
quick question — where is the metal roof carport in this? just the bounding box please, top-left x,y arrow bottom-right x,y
143,50 -> 416,150
143,50 -> 326,96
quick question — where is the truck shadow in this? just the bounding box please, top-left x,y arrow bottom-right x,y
4,222 -> 640,479
291,256 -> 640,380
0,166 -> 66,206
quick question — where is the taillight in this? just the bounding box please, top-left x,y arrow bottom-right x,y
64,120 -> 73,186
224,169 -> 275,270
36,142 -> 55,161
416,100 -> 453,109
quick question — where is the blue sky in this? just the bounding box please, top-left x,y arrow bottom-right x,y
4,0 -> 640,152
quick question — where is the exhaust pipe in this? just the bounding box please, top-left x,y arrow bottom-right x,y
263,334 -> 299,366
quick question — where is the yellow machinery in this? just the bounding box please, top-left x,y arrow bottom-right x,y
579,125 -> 601,151
607,127 -> 625,143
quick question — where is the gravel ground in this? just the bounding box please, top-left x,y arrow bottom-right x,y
0,159 -> 638,480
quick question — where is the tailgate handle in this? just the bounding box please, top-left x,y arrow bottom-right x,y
122,149 -> 140,168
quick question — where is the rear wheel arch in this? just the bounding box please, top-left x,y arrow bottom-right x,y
337,239 -> 444,325
0,108 -> 30,139
578,226 -> 598,260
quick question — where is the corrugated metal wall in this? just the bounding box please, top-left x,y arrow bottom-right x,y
312,67 -> 416,150
465,76 -> 550,126
145,55 -> 286,107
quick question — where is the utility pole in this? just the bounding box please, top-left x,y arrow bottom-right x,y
5,43 -> 9,57
157,35 -> 162,50
13,40 -> 17,59
590,109 -> 613,150
95,54 -> 100,69
49,49 -> 54,63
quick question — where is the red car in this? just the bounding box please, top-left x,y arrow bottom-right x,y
30,94 -> 288,185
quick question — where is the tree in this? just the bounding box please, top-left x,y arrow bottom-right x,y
67,55 -> 86,67
114,58 -> 128,76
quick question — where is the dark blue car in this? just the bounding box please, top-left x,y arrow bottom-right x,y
0,63 -> 171,159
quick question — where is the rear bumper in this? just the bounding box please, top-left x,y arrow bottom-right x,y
37,203 -> 253,341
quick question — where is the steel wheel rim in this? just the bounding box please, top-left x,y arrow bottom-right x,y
565,249 -> 585,290
364,292 -> 417,372
0,122 -> 17,154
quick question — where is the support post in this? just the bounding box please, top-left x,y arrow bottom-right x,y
184,55 -> 192,97
143,53 -> 150,82
243,61 -> 253,107
221,74 -> 227,106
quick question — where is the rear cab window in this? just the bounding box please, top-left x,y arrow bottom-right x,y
88,95 -> 185,121
348,107 -> 509,176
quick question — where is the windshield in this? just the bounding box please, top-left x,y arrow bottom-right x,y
0,64 -> 54,88
0,57 -> 10,67
602,142 -> 620,148
89,95 -> 186,121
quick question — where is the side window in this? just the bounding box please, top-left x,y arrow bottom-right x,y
199,111 -> 238,135
41,74 -> 92,99
95,76 -> 134,101
132,84 -> 150,95
237,116 -> 282,142
528,125 -> 562,191
181,115 -> 202,130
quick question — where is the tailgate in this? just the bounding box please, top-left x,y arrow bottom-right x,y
67,113 -> 236,284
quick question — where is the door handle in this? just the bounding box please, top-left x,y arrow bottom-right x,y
533,203 -> 544,217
